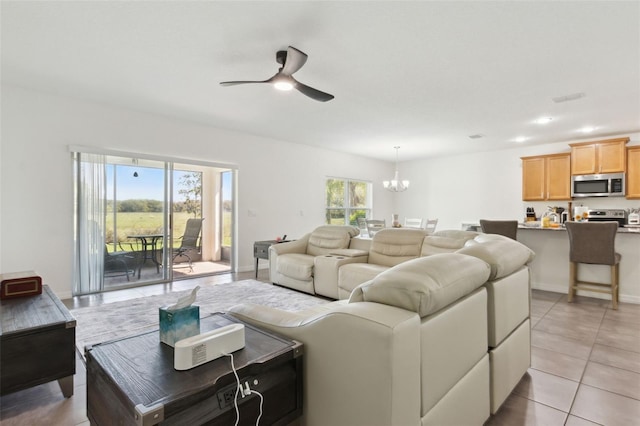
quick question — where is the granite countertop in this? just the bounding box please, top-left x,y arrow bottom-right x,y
518,223 -> 640,234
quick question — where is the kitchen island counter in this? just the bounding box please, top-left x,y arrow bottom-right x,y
517,226 -> 640,304
518,224 -> 640,234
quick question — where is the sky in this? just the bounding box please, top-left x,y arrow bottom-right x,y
106,165 -> 232,201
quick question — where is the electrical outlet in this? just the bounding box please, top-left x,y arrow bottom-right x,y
217,386 -> 238,409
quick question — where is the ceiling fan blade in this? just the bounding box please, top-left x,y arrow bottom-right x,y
294,81 -> 334,102
281,46 -> 308,75
219,80 -> 270,86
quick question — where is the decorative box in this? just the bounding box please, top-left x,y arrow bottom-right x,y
0,271 -> 42,300
159,305 -> 200,347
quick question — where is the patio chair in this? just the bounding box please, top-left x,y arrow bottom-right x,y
104,245 -> 135,281
173,218 -> 204,271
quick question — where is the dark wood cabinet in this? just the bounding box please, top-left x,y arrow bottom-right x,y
86,313 -> 303,426
0,285 -> 76,397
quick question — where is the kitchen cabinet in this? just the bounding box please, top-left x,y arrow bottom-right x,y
569,138 -> 628,175
521,153 -> 571,201
627,146 -> 640,199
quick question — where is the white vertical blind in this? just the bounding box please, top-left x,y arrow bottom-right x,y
73,152 -> 106,295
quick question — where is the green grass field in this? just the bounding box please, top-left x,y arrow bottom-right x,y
105,211 -> 231,250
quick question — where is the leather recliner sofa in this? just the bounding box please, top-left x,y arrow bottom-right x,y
272,227 -> 486,299
268,225 -> 361,295
230,235 -> 535,425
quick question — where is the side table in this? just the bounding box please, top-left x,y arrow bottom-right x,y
86,313 -> 303,426
0,285 -> 76,397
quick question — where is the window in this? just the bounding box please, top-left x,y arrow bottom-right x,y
72,147 -> 236,295
325,178 -> 372,225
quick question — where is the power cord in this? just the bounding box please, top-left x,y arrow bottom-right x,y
223,352 -> 264,426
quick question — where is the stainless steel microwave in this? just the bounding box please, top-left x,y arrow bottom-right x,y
571,173 -> 625,197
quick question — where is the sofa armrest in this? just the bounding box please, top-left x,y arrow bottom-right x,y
270,235 -> 310,255
269,235 -> 310,283
228,301 -> 421,426
314,253 -> 369,299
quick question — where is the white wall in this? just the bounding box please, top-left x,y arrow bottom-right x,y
0,85 -> 396,298
3,84 -> 638,300
396,134 -> 640,230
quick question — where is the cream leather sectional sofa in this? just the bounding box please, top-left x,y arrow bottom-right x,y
231,230 -> 535,425
271,226 -> 487,299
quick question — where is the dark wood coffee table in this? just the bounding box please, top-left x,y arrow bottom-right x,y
0,285 -> 76,397
86,313 -> 303,426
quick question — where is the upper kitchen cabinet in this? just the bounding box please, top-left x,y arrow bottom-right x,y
522,153 -> 571,201
569,138 -> 629,175
627,146 -> 640,199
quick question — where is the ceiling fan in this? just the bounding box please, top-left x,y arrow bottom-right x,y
220,46 -> 334,102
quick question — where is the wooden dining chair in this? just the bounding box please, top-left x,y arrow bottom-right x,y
424,218 -> 438,234
404,218 -> 424,229
365,219 -> 385,237
479,219 -> 518,240
565,221 -> 620,309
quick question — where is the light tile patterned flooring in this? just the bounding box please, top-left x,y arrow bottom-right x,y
486,290 -> 640,425
1,271 -> 639,425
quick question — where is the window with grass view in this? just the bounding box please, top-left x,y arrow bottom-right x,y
325,178 -> 371,225
73,149 -> 235,295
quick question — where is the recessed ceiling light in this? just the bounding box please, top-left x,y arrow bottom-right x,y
535,117 -> 553,125
468,134 -> 485,139
580,126 -> 597,133
514,137 -> 527,143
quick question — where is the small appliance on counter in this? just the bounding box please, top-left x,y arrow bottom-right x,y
586,209 -> 627,227
541,207 -> 561,228
627,208 -> 640,226
573,206 -> 589,221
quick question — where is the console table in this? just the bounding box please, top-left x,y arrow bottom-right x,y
86,313 -> 303,426
0,285 -> 76,397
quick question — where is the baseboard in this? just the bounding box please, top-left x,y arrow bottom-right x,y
533,282 -> 640,304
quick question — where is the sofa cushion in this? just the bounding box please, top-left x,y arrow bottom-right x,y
457,235 -> 535,280
338,263 -> 389,297
349,253 -> 491,317
277,253 -> 315,280
421,235 -> 470,256
431,230 -> 480,240
307,225 -> 359,256
368,228 -> 427,267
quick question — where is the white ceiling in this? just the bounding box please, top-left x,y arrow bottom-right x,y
2,1 -> 639,162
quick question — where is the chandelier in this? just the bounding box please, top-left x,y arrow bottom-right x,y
383,146 -> 409,192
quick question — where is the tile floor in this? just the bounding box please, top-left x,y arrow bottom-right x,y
1,271 -> 639,425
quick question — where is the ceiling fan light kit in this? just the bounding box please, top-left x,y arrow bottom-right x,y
383,146 -> 410,192
220,46 -> 334,102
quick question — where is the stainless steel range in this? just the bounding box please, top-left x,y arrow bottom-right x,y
587,209 -> 627,227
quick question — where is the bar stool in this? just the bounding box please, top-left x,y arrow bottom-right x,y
479,219 -> 518,240
565,221 -> 620,309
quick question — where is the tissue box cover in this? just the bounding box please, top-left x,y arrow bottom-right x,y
159,305 -> 200,347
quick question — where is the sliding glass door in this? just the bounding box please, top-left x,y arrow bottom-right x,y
105,158 -> 169,286
73,150 -> 234,295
